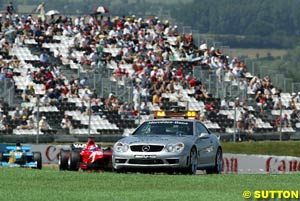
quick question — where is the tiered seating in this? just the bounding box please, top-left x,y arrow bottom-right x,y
0,11 -> 299,141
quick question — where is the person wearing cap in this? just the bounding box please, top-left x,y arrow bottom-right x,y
39,116 -> 51,131
18,115 -> 28,129
61,115 -> 73,134
1,114 -> 9,130
26,115 -> 35,129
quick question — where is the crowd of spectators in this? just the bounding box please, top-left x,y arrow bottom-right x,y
0,3 -> 298,137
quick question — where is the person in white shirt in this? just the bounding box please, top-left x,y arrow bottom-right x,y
39,116 -> 51,131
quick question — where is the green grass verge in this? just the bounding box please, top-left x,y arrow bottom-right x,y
222,141 -> 300,157
0,168 -> 299,201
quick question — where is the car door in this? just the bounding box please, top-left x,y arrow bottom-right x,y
195,122 -> 214,166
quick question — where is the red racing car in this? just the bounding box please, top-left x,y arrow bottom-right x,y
58,138 -> 112,171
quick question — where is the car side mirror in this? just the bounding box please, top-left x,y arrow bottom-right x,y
199,133 -> 210,139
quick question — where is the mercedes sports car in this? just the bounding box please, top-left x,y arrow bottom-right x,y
113,119 -> 222,174
0,143 -> 42,169
59,138 -> 113,171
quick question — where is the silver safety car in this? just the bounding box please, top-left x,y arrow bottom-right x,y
113,118 -> 222,174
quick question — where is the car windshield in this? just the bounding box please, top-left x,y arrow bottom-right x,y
133,120 -> 193,136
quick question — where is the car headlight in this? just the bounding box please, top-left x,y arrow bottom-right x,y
114,142 -> 129,153
165,143 -> 184,153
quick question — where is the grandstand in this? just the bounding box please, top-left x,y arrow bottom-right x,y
0,9 -> 300,143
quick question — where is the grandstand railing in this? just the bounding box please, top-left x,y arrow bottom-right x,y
97,77 -> 134,103
292,82 -> 300,93
0,79 -> 15,106
77,68 -> 133,103
194,66 -> 247,99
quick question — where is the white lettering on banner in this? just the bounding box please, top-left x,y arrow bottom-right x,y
266,157 -> 300,173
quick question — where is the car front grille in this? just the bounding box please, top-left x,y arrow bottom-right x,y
128,159 -> 164,164
130,145 -> 164,152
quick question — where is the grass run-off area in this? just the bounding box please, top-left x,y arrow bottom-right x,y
222,141 -> 300,157
1,167 -> 300,201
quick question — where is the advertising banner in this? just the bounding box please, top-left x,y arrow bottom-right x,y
222,153 -> 300,174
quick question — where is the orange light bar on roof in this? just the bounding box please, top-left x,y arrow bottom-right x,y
154,111 -> 166,118
186,111 -> 197,118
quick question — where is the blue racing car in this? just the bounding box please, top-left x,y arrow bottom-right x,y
0,143 -> 42,169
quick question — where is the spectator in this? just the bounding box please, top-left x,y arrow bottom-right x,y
194,85 -> 207,100
13,107 -> 22,122
6,2 -> 15,15
61,115 -> 73,134
1,115 -> 9,130
288,97 -> 296,110
152,91 -> 161,105
89,89 -> 98,100
39,51 -> 49,64
26,115 -> 35,129
77,102 -> 87,113
39,116 -> 51,131
91,99 -> 104,115
290,109 -> 299,128
17,115 -> 28,129
79,77 -> 89,87
133,85 -> 141,111
140,101 -> 150,115
105,93 -> 119,111
281,114 -> 290,128
220,97 -> 229,110
22,84 -> 35,102
273,96 -> 282,110
295,92 -> 300,103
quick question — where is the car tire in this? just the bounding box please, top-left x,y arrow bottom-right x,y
206,148 -> 222,174
33,152 -> 42,169
58,150 -> 69,170
0,152 -> 3,162
112,167 -> 120,173
69,151 -> 80,171
20,153 -> 27,163
184,147 -> 198,175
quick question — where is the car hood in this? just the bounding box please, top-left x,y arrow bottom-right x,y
119,135 -> 194,145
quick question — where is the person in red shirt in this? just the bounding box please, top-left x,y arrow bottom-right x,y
189,77 -> 196,87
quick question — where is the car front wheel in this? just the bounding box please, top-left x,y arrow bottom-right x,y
184,147 -> 198,175
207,148 -> 222,174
